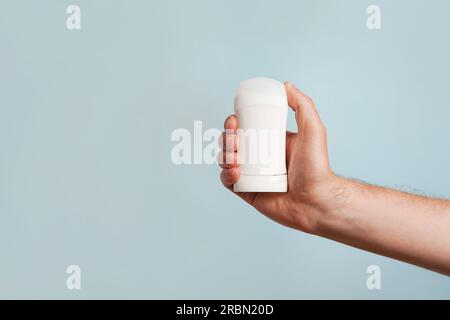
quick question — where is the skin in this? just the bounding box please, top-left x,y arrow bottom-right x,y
220,81 -> 450,276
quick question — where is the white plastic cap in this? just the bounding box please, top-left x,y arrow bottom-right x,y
234,77 -> 288,111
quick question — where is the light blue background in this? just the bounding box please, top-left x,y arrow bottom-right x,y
1,0 -> 449,299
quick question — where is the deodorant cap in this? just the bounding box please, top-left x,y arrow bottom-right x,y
234,77 -> 288,112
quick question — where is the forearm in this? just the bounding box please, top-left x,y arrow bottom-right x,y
315,176 -> 450,275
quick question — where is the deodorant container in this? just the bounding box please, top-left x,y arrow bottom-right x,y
233,78 -> 288,193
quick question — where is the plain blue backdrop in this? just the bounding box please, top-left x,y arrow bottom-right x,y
0,0 -> 449,298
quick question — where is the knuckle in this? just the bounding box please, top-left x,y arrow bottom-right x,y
224,134 -> 236,151
309,122 -> 327,137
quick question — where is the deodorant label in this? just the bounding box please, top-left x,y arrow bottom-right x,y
236,105 -> 287,176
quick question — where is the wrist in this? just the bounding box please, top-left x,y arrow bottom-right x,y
309,175 -> 353,236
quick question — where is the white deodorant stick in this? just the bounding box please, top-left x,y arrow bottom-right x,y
233,78 -> 288,193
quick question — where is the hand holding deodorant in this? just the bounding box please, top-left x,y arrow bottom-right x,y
233,78 -> 288,193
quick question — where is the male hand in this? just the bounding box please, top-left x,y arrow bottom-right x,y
219,82 -> 338,233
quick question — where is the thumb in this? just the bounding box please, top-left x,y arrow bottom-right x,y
284,81 -> 325,137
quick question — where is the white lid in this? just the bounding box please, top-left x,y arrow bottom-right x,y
234,78 -> 288,112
